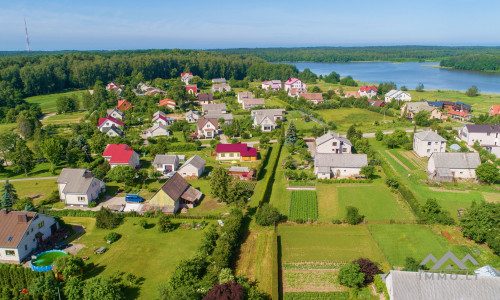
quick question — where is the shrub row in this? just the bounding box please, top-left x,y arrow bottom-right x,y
45,209 -> 221,220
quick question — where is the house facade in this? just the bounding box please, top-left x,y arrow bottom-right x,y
186,85 -> 198,95
57,168 -> 105,207
153,154 -> 179,174
262,80 -> 283,91
238,92 -> 253,103
288,87 -> 307,97
252,109 -> 286,132
102,144 -> 140,168
401,102 -> 443,120
210,83 -> 231,93
0,210 -> 59,264
197,118 -> 219,139
300,93 -> 324,104
202,103 -> 226,114
106,82 -> 123,94
181,72 -> 193,84
116,99 -> 133,111
242,98 -> 265,110
158,99 -> 176,110
178,155 -> 206,178
144,123 -> 170,137
197,93 -> 213,104
98,116 -> 124,132
413,130 -> 447,157
314,153 -> 368,179
284,78 -> 306,91
384,90 -> 411,103
358,86 -> 378,98
459,124 -> 500,156
152,111 -> 175,126
185,110 -> 199,123
315,131 -> 352,154
216,143 -> 258,162
427,152 -> 480,182
148,173 -> 202,213
106,108 -> 124,120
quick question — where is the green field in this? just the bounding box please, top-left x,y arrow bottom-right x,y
289,191 -> 318,222
10,179 -> 58,201
279,225 -> 388,266
0,161 -> 63,180
42,111 -> 87,125
64,217 -> 212,300
409,89 -> 500,114
24,90 -> 87,114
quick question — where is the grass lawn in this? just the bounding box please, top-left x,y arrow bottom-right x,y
0,123 -> 17,134
268,146 -> 291,215
42,111 -> 88,125
24,90 -> 87,114
367,224 -> 484,269
0,161 -> 63,180
10,179 -> 58,200
186,178 -> 229,216
278,224 -> 388,268
64,216 -> 213,300
265,97 -> 287,108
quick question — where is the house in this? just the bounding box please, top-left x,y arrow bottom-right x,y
181,72 -> 193,84
216,143 -> 258,162
204,112 -> 233,125
210,83 -> 231,93
489,105 -> 500,116
106,82 -> 123,94
178,155 -> 206,178
343,91 -> 361,98
202,103 -> 226,114
288,87 -> 307,97
197,93 -> 214,104
384,90 -> 411,103
57,168 -> 105,207
102,144 -> 140,168
369,100 -> 386,107
107,108 -> 124,120
284,78 -> 306,92
116,99 -> 133,111
212,78 -> 226,84
238,92 -> 253,103
186,85 -> 198,95
102,126 -> 124,137
98,116 -> 124,133
228,166 -> 254,180
149,173 -> 202,213
262,80 -> 283,91
136,83 -> 167,96
0,210 -> 59,264
152,111 -> 175,126
153,154 -> 180,174
300,93 -> 324,104
459,124 -> 500,156
428,100 -> 471,113
413,130 -> 447,157
427,152 -> 480,182
185,110 -> 199,123
401,102 -> 443,120
358,86 -> 378,98
158,99 -> 176,110
197,118 -> 219,139
314,153 -> 368,179
242,98 -> 265,110
384,270 -> 500,300
252,109 -> 286,132
144,123 -> 170,137
315,131 -> 352,154
447,109 -> 472,121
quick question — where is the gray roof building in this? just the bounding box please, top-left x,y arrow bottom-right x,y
57,169 -> 102,194
430,152 -> 480,169
414,130 -> 447,142
153,154 -> 179,166
179,155 -> 206,171
316,131 -> 353,147
314,153 -> 368,169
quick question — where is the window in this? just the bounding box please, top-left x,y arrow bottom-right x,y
26,231 -> 29,236
229,153 -> 234,157
428,142 -> 432,145
342,148 -> 347,153
31,228 -> 33,232
38,221 -> 44,229
78,196 -> 85,202
427,149 -> 431,153
25,245 -> 27,251
5,250 -> 15,256
221,153 -> 225,157
333,142 -> 337,146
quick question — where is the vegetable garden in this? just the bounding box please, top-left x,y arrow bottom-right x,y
289,191 -> 318,222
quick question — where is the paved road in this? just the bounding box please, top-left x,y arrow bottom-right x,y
0,176 -> 58,182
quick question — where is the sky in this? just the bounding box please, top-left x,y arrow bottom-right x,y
1,0 -> 500,51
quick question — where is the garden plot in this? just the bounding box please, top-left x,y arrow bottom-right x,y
289,191 -> 318,222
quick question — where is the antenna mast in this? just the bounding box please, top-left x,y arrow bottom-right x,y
24,18 -> 31,52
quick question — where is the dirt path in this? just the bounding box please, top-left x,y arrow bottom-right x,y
385,150 -> 410,172
39,113 -> 56,121
429,187 -> 470,193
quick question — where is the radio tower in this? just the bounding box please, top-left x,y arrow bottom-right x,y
24,18 -> 31,52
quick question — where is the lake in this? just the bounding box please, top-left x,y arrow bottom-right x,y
288,62 -> 500,94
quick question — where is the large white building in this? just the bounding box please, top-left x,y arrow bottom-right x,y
427,152 -> 480,182
57,168 -> 106,207
0,210 -> 59,264
284,78 -> 306,92
314,153 -> 368,179
459,124 -> 500,156
384,90 -> 412,103
315,131 -> 352,155
413,130 -> 447,157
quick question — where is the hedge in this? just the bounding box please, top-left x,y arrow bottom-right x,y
45,209 -> 222,220
258,143 -> 283,206
272,233 -> 279,300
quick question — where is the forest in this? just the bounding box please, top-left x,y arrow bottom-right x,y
440,54 -> 500,72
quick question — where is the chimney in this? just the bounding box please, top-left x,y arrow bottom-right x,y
2,208 -> 8,215
17,214 -> 27,223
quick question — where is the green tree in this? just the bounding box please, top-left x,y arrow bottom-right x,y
413,110 -> 431,126
1,179 -> 18,207
404,257 -> 428,271
10,139 -> 35,176
415,82 -> 425,92
29,274 -> 59,300
345,206 -> 363,225
385,177 -> 399,188
360,166 -> 376,179
106,165 -> 136,186
255,203 -> 281,226
338,263 -> 365,288
1,191 -> 12,209
285,122 -> 298,145
210,166 -> 232,203
83,276 -> 123,300
158,215 -> 175,233
64,277 -> 84,300
465,85 -> 479,97
346,125 -> 357,140
96,207 -> 119,229
419,198 -> 455,225
40,138 -> 63,174
54,255 -> 84,279
460,201 -> 499,243
476,162 -> 500,184
375,129 -> 384,141
12,197 -> 33,211
324,71 -> 340,84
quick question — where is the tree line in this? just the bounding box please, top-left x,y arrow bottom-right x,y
440,54 -> 500,72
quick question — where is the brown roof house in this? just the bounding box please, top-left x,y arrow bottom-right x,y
197,118 -> 219,139
148,173 -> 203,213
300,93 -> 324,104
0,210 -> 59,263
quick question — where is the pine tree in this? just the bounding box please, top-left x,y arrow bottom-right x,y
285,121 -> 298,145
347,125 -> 357,140
1,191 -> 12,209
1,179 -> 18,204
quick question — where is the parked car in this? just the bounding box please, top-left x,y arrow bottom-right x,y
125,194 -> 144,203
94,247 -> 107,254
165,171 -> 176,178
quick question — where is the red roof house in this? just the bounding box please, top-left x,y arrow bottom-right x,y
102,144 -> 140,168
116,99 -> 133,111
98,116 -> 124,130
447,110 -> 472,121
186,85 -> 198,95
216,143 -> 258,162
284,78 -> 306,91
158,99 -> 176,110
358,86 -> 378,98
181,72 -> 193,77
490,105 -> 500,116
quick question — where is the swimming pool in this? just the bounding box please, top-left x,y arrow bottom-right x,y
31,250 -> 67,272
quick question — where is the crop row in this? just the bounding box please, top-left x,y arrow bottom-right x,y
289,191 -> 318,221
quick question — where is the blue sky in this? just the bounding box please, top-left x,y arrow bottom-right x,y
1,0 -> 499,51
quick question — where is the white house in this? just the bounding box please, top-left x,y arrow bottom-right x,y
427,152 -> 480,182
106,108 -> 124,120
358,86 -> 378,98
102,144 -> 140,168
153,154 -> 180,174
185,110 -> 199,123
181,72 -> 193,84
102,126 -> 124,137
152,111 -> 175,126
0,210 -> 59,264
315,131 -> 352,154
459,124 -> 500,156
385,89 -> 411,103
98,116 -> 124,132
252,109 -> 286,132
197,118 -> 219,139
314,153 -> 368,179
284,78 -> 306,92
57,168 -> 105,207
237,92 -> 253,103
178,155 -> 206,178
242,98 -> 265,110
413,130 -> 447,157
144,123 -> 170,137
262,80 -> 283,91
210,83 -> 231,93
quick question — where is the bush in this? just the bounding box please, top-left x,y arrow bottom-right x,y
105,232 -> 120,243
331,219 -> 342,224
385,177 -> 399,188
87,201 -> 97,208
138,219 -> 147,229
338,263 -> 365,288
96,207 -> 120,229
345,206 -> 363,225
157,215 -> 175,233
255,203 -> 281,226
352,258 -> 381,283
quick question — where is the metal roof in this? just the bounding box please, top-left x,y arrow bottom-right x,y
314,153 -> 368,168
430,152 -> 480,169
414,130 -> 447,142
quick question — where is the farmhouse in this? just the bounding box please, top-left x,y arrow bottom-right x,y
242,98 -> 265,110
106,107 -> 124,120
489,105 -> 500,116
358,86 -> 378,98
152,111 -> 175,126
181,72 -> 193,84
98,116 -> 124,132
116,99 -> 133,111
216,143 -> 258,161
447,109 -> 472,121
284,78 -> 306,91
343,91 -> 360,98
197,93 -> 214,104
401,102 -> 443,120
315,131 -> 352,154
57,168 -> 105,207
106,82 -> 123,93
384,270 -> 500,300
202,103 -> 226,114
185,110 -> 199,123
153,154 -> 180,174
252,109 -> 286,132
186,84 -> 198,95
314,153 -> 368,179
458,124 -> 500,155
300,93 -> 324,104
237,92 -> 253,103
143,123 -> 169,137
0,210 -> 59,264
158,98 -> 176,110
210,83 -> 231,93
178,155 -> 206,178
413,130 -> 447,157
427,152 -> 480,182
149,173 -> 203,213
384,89 -> 411,103
102,144 -> 140,168
196,118 -> 219,139
262,80 -> 283,91
212,78 -> 226,83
